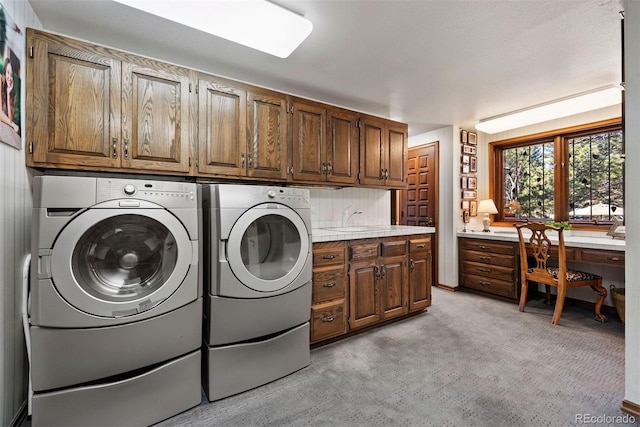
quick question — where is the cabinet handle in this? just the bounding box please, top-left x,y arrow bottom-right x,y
416,243 -> 426,249
410,259 -> 415,272
374,265 -> 380,279
123,139 -> 129,160
385,169 -> 389,179
479,245 -> 491,250
247,154 -> 253,169
479,281 -> 491,286
380,265 -> 386,278
479,256 -> 491,261
321,162 -> 326,174
241,153 -> 245,168
290,165 -> 294,176
112,137 -> 118,158
322,282 -> 336,288
380,169 -> 385,180
608,256 -> 621,261
327,162 -> 333,174
322,254 -> 336,260
478,268 -> 491,273
321,316 -> 336,323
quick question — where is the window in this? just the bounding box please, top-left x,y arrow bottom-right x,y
490,119 -> 623,226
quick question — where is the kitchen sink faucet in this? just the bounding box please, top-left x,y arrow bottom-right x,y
342,206 -> 363,227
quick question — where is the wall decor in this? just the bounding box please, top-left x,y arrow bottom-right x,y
462,145 -> 477,155
462,190 -> 477,200
468,177 -> 477,190
461,176 -> 468,189
461,129 -> 468,143
462,154 -> 470,164
470,156 -> 477,173
468,132 -> 477,145
470,200 -> 478,217
0,5 -> 23,150
461,200 -> 470,210
461,164 -> 470,174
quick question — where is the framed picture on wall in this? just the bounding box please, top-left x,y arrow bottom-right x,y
468,132 -> 477,145
461,164 -> 470,174
470,156 -> 477,172
468,177 -> 477,190
461,176 -> 468,189
462,154 -> 470,164
461,130 -> 468,143
470,200 -> 478,216
461,200 -> 470,210
462,190 -> 477,199
462,145 -> 476,155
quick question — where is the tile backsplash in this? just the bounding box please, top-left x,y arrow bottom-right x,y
309,187 -> 391,228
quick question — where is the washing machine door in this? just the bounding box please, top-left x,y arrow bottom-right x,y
49,208 -> 193,318
226,204 -> 310,293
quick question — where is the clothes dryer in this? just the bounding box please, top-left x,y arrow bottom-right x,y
202,184 -> 312,401
29,175 -> 202,427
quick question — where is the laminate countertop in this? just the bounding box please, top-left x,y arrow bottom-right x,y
457,229 -> 625,252
312,225 -> 435,243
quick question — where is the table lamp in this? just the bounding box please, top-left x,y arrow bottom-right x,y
477,199 -> 498,232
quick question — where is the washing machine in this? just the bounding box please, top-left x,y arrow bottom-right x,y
29,175 -> 202,427
202,184 -> 312,401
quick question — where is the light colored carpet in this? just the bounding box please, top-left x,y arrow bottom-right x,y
158,288 -> 627,427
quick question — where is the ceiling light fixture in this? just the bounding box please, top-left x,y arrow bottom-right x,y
113,0 -> 313,58
475,85 -> 623,134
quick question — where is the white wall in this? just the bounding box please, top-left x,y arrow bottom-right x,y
624,0 -> 640,410
409,126 -> 456,287
1,2 -> 41,425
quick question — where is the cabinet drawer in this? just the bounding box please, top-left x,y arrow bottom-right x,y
311,300 -> 347,342
461,250 -> 515,268
580,249 -> 624,267
461,274 -> 517,299
312,265 -> 347,304
462,261 -> 515,282
350,241 -> 379,261
380,238 -> 407,257
409,237 -> 431,253
461,239 -> 515,255
313,242 -> 346,267
526,246 -> 576,261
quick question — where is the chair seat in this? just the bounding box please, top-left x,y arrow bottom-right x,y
527,267 -> 602,282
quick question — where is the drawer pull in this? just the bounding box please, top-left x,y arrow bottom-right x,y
322,254 -> 336,260
608,256 -> 621,261
479,245 -> 491,250
479,256 -> 491,261
322,282 -> 336,288
416,243 -> 426,248
321,316 -> 336,322
478,268 -> 491,273
479,281 -> 491,286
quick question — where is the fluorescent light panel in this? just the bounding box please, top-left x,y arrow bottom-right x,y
113,0 -> 313,58
475,85 -> 622,134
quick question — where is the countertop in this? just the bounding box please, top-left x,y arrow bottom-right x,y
312,225 -> 435,243
457,229 -> 625,251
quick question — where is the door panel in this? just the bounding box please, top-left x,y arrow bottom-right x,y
247,90 -> 288,180
349,260 -> 380,329
327,108 -> 358,184
292,100 -> 325,182
380,256 -> 407,320
403,143 -> 438,227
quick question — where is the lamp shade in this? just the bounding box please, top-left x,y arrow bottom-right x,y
477,199 -> 498,214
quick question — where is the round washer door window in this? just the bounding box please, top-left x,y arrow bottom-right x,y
50,209 -> 193,317
227,205 -> 309,293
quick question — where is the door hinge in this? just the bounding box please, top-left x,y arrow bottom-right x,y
356,172 -> 361,181
29,46 -> 34,58
356,119 -> 361,128
29,141 -> 34,153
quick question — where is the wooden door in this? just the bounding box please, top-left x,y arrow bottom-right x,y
409,249 -> 432,312
121,59 -> 191,173
380,255 -> 408,320
359,117 -> 385,186
403,142 -> 438,226
291,99 -> 326,182
27,29 -> 121,169
246,89 -> 288,180
326,108 -> 359,185
385,123 -> 408,188
349,260 -> 380,330
197,75 -> 247,176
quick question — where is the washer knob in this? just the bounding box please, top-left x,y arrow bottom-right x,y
123,184 -> 136,195
267,190 -> 276,199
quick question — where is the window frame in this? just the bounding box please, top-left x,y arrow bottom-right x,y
489,117 -> 622,229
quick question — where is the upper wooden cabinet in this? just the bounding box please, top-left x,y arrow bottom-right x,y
291,99 -> 358,185
26,29 -> 191,174
359,115 -> 408,188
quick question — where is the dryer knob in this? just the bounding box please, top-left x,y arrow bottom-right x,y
267,190 -> 276,199
123,184 -> 136,195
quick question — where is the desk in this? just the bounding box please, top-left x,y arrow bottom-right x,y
458,231 -> 624,300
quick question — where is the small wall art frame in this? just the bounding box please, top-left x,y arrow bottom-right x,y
468,132 -> 477,145
462,190 -> 477,199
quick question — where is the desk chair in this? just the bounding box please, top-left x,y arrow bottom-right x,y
515,222 -> 608,325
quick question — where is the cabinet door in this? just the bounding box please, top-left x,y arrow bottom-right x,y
27,29 -> 121,169
385,122 -> 408,188
380,255 -> 408,320
327,108 -> 358,185
409,249 -> 432,312
359,117 -> 385,186
246,90 -> 288,180
197,76 -> 247,176
121,60 -> 191,173
349,260 -> 380,330
292,99 -> 326,182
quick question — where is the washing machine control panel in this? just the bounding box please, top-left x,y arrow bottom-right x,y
96,178 -> 198,207
259,187 -> 310,206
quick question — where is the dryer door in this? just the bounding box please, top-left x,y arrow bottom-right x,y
226,204 -> 310,293
50,209 -> 193,318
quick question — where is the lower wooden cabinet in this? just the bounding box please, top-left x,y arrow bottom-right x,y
311,234 -> 433,344
459,238 -> 519,300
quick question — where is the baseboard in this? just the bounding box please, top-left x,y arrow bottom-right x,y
435,283 -> 458,292
9,401 -> 27,427
622,399 -> 640,418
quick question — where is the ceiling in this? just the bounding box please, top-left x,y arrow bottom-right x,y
27,0 -> 624,136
